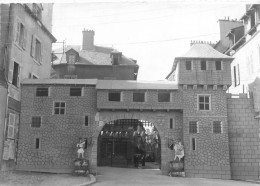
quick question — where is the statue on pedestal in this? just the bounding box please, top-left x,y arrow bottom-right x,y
77,138 -> 86,159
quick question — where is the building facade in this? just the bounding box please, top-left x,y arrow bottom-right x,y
52,30 -> 139,80
0,3 -> 56,170
15,44 -> 260,181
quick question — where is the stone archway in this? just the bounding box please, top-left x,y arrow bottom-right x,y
97,119 -> 161,168
89,111 -> 171,174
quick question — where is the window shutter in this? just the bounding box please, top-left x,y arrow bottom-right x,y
8,61 -> 14,83
15,19 -> 20,43
40,42 -> 43,63
17,64 -> 21,87
22,27 -> 27,50
7,113 -> 15,139
31,35 -> 35,57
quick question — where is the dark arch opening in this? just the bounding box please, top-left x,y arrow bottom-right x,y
97,119 -> 161,169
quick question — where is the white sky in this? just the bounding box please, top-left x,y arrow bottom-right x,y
51,1 -> 247,80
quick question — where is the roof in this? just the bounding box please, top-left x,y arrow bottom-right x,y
52,45 -> 137,66
21,79 -> 178,90
175,44 -> 233,60
22,79 -> 97,85
96,80 -> 178,90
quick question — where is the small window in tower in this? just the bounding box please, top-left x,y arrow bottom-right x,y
133,92 -> 145,102
158,92 -> 170,102
70,87 -> 82,96
36,88 -> 49,97
54,102 -> 66,115
198,95 -> 211,111
191,137 -> 196,151
84,116 -> 89,126
108,92 -> 121,102
189,121 -> 198,134
170,118 -> 174,129
31,116 -> 42,128
186,61 -> 192,70
213,121 -> 222,134
201,60 -> 207,70
215,61 -> 222,70
35,138 -> 40,149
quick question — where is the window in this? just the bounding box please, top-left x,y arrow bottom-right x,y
198,95 -> 211,111
186,61 -> 192,70
12,62 -> 20,87
170,118 -> 173,129
15,20 -> 27,49
70,87 -> 82,96
31,116 -> 41,128
215,61 -> 222,70
133,92 -> 145,102
109,92 -> 121,102
7,113 -> 16,139
64,75 -> 77,79
201,60 -> 207,70
233,64 -> 240,87
31,36 -> 42,63
54,102 -> 66,115
36,88 -> 49,97
191,137 -> 196,151
84,116 -> 89,126
213,121 -> 222,134
35,138 -> 40,149
158,92 -> 170,102
68,54 -> 76,64
32,4 -> 42,21
189,121 -> 198,134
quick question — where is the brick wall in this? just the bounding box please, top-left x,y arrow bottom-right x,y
178,59 -> 232,86
97,90 -> 183,110
17,85 -> 97,173
227,93 -> 260,181
182,85 -> 231,179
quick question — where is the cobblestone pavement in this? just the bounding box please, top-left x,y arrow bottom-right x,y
0,171 -> 91,186
94,167 -> 258,186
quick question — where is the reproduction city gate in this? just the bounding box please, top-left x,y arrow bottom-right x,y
97,119 -> 161,168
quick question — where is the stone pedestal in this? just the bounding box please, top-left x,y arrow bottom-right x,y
73,158 -> 89,176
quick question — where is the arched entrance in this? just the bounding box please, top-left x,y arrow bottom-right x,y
97,119 -> 161,169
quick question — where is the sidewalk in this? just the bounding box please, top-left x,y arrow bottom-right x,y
0,171 -> 96,186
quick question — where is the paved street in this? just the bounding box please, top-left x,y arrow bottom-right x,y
94,167 -> 258,186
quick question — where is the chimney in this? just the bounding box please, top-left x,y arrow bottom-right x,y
82,29 -> 95,50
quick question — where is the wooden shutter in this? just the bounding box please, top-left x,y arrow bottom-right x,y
17,64 -> 21,87
15,19 -> 20,43
8,60 -> 14,83
22,27 -> 27,50
40,41 -> 43,63
31,35 -> 35,58
7,113 -> 15,139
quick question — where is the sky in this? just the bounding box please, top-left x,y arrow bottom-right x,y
51,1 -> 247,81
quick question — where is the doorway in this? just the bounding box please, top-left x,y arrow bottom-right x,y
97,119 -> 161,169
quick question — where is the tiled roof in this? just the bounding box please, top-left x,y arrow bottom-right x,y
52,45 -> 137,66
176,44 -> 233,59
22,79 -> 97,85
96,80 -> 178,90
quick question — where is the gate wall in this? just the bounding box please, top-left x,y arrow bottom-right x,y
91,111 -> 183,174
